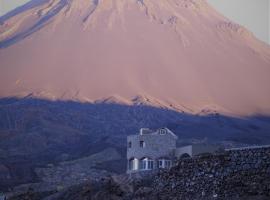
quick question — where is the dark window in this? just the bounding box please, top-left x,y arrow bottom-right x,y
139,158 -> 153,170
159,129 -> 167,135
140,159 -> 147,170
140,141 -> 145,148
148,160 -> 154,169
158,160 -> 163,168
128,142 -> 132,148
158,159 -> 172,169
165,160 -> 172,168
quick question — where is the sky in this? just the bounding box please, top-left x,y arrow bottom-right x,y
0,0 -> 30,15
0,0 -> 269,44
208,0 -> 269,44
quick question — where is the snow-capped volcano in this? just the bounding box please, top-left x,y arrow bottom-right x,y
0,0 -> 270,115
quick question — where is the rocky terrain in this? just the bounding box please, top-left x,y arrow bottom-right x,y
153,146 -> 270,199
6,146 -> 270,200
1,98 -> 270,192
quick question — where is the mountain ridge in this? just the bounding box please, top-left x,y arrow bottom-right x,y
0,0 -> 270,116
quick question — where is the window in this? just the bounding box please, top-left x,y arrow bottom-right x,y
158,160 -> 163,168
140,158 -> 154,170
148,160 -> 154,169
165,160 -> 172,168
140,158 -> 147,170
159,128 -> 167,135
140,141 -> 145,148
129,158 -> 138,170
158,159 -> 172,169
128,142 -> 132,148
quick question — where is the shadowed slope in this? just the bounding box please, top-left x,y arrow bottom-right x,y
0,0 -> 67,48
0,98 -> 270,189
0,0 -> 49,22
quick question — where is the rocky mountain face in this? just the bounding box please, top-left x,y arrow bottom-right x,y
0,0 -> 270,115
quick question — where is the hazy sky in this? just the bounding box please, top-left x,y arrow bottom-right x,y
208,0 -> 269,44
0,0 -> 30,16
0,0 -> 269,44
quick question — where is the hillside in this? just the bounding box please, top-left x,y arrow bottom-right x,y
1,98 -> 270,190
0,0 -> 270,115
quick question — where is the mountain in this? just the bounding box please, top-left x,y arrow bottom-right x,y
1,0 -> 270,193
0,0 -> 270,116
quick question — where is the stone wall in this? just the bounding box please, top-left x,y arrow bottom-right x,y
152,146 -> 270,199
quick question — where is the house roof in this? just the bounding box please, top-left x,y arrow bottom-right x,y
139,127 -> 178,139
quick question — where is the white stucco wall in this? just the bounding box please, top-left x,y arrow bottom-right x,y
175,145 -> 193,157
176,144 -> 223,157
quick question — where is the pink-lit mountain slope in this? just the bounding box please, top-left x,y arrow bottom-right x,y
0,0 -> 270,116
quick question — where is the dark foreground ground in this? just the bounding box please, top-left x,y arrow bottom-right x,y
7,146 -> 270,200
